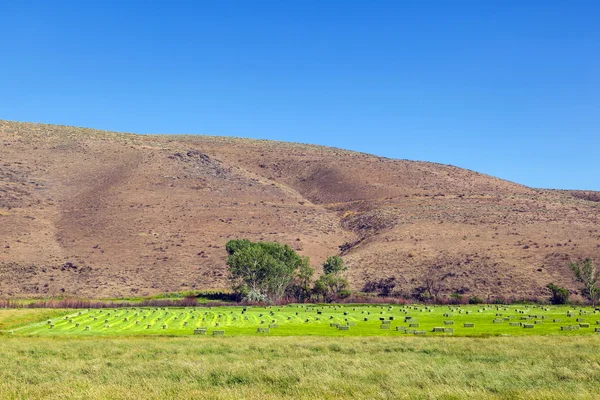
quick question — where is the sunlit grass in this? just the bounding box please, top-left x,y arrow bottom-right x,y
0,309 -> 68,331
0,335 -> 599,399
7,304 -> 600,337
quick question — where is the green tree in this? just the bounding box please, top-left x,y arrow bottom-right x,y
569,259 -> 599,305
313,256 -> 349,302
289,257 -> 314,302
226,239 -> 305,302
546,283 -> 569,305
322,255 -> 346,276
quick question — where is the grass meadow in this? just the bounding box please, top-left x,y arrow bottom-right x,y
1,305 -> 600,399
1,335 -> 599,399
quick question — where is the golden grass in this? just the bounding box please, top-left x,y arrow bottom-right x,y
0,335 -> 598,399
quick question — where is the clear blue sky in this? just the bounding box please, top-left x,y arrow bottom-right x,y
1,1 -> 598,190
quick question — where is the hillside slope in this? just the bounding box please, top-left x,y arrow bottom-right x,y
1,120 -> 599,299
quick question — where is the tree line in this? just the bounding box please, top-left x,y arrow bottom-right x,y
225,239 -> 599,305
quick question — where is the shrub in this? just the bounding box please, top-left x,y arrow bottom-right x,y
469,296 -> 484,304
547,283 -> 570,304
569,259 -> 599,305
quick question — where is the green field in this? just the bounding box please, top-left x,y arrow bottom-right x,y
1,335 -> 599,399
2,305 -> 600,399
5,304 -> 600,337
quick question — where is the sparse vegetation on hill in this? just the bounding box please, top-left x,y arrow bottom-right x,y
1,119 -> 600,299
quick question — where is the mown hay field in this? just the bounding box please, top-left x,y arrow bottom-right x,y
5,304 -> 600,337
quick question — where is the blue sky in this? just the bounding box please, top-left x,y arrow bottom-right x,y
1,1 -> 598,190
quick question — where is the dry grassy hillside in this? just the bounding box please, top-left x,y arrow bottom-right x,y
1,120 -> 599,299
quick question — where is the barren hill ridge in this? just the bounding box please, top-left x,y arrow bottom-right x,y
1,120 -> 599,299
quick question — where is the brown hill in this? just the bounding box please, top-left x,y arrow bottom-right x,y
1,120 -> 599,299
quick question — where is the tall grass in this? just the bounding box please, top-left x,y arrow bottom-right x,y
0,335 -> 598,399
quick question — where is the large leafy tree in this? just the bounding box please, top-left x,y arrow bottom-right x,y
226,239 -> 306,302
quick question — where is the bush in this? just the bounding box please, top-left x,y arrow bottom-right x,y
547,283 -> 570,305
468,296 -> 484,304
449,292 -> 463,304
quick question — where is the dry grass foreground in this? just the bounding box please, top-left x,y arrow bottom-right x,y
0,335 -> 598,399
1,119 -> 599,298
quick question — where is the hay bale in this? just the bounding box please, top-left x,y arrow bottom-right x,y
509,322 -> 521,326
560,325 -> 580,331
257,328 -> 270,333
464,323 -> 475,328
580,323 -> 590,328
444,321 -> 454,325
269,324 -> 279,328
396,326 -> 407,331
380,324 -> 391,329
212,330 -> 225,336
433,327 -> 445,332
338,326 -> 350,331
409,323 -> 420,327
522,324 -> 534,328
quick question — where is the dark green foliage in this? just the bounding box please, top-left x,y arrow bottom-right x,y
286,257 -> 315,302
313,273 -> 349,302
469,296 -> 484,304
569,259 -> 599,305
312,255 -> 349,302
322,256 -> 346,276
226,239 -> 306,302
547,283 -> 570,305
